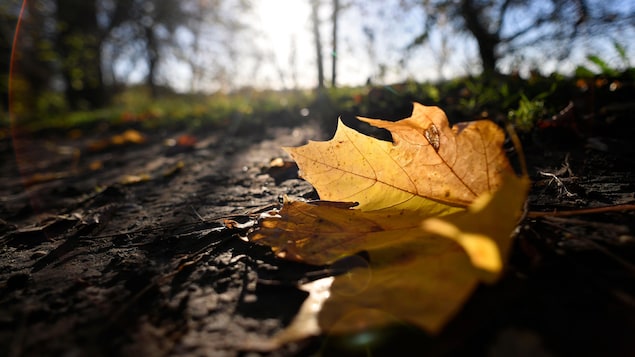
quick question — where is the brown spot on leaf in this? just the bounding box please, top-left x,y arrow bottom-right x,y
424,124 -> 440,151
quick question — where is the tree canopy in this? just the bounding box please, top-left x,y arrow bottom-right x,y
4,0 -> 252,112
402,0 -> 634,76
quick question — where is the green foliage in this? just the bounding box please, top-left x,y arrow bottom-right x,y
36,91 -> 68,117
321,70 -> 589,135
10,56 -> 632,135
13,85 -> 315,132
455,78 -> 518,115
586,55 -> 620,77
576,41 -> 631,77
507,93 -> 546,132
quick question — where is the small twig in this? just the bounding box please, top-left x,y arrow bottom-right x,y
191,205 -> 206,222
536,152 -> 577,198
527,204 -> 635,218
88,203 -> 279,240
538,171 -> 576,197
563,153 -> 573,177
550,153 -> 573,177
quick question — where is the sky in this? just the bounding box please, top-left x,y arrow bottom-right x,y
241,0 -> 457,90
174,0 -> 456,91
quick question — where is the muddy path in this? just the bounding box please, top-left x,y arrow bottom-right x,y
1,113 -> 634,356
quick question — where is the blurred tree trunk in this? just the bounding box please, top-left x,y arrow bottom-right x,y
0,3 -> 18,110
144,24 -> 159,98
311,0 -> 325,90
55,0 -> 107,109
1,1 -> 22,111
330,0 -> 339,87
4,0 -> 60,119
459,0 -> 499,76
406,0 -> 603,77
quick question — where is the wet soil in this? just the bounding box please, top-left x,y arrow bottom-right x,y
1,110 -> 634,356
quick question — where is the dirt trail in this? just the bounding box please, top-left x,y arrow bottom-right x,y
1,116 -> 634,356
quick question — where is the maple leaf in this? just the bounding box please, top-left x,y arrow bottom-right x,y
284,102 -> 511,215
248,103 -> 529,347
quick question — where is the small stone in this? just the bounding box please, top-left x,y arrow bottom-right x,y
242,294 -> 257,303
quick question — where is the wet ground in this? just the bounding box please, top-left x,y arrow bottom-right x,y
1,108 -> 634,356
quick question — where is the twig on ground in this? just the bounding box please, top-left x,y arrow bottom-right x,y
527,204 -> 635,218
537,153 -> 577,197
539,170 -> 576,197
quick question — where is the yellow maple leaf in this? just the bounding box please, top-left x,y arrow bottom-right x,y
251,174 -> 528,345
285,102 -> 511,215
248,103 -> 529,347
251,198 -> 431,265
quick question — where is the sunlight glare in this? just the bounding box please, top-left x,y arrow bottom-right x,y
252,0 -> 313,88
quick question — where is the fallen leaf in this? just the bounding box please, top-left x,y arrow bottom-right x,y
176,134 -> 197,147
319,173 -> 529,333
121,129 -> 146,144
285,102 -> 511,214
422,172 -> 529,280
249,103 -> 529,345
120,173 -> 151,184
87,129 -> 146,152
252,198 -> 427,265
255,174 -> 528,347
89,160 -> 103,171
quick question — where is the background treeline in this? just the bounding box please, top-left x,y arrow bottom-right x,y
1,0 -> 633,124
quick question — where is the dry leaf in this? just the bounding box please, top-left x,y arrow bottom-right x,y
255,174 -> 528,347
318,173 -> 529,334
88,129 -> 146,152
89,160 -> 103,171
120,173 -> 151,184
119,129 -> 146,144
249,103 -> 529,346
251,198 -> 426,265
285,102 -> 511,214
176,134 -> 197,147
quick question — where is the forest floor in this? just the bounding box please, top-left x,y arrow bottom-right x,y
1,103 -> 634,356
